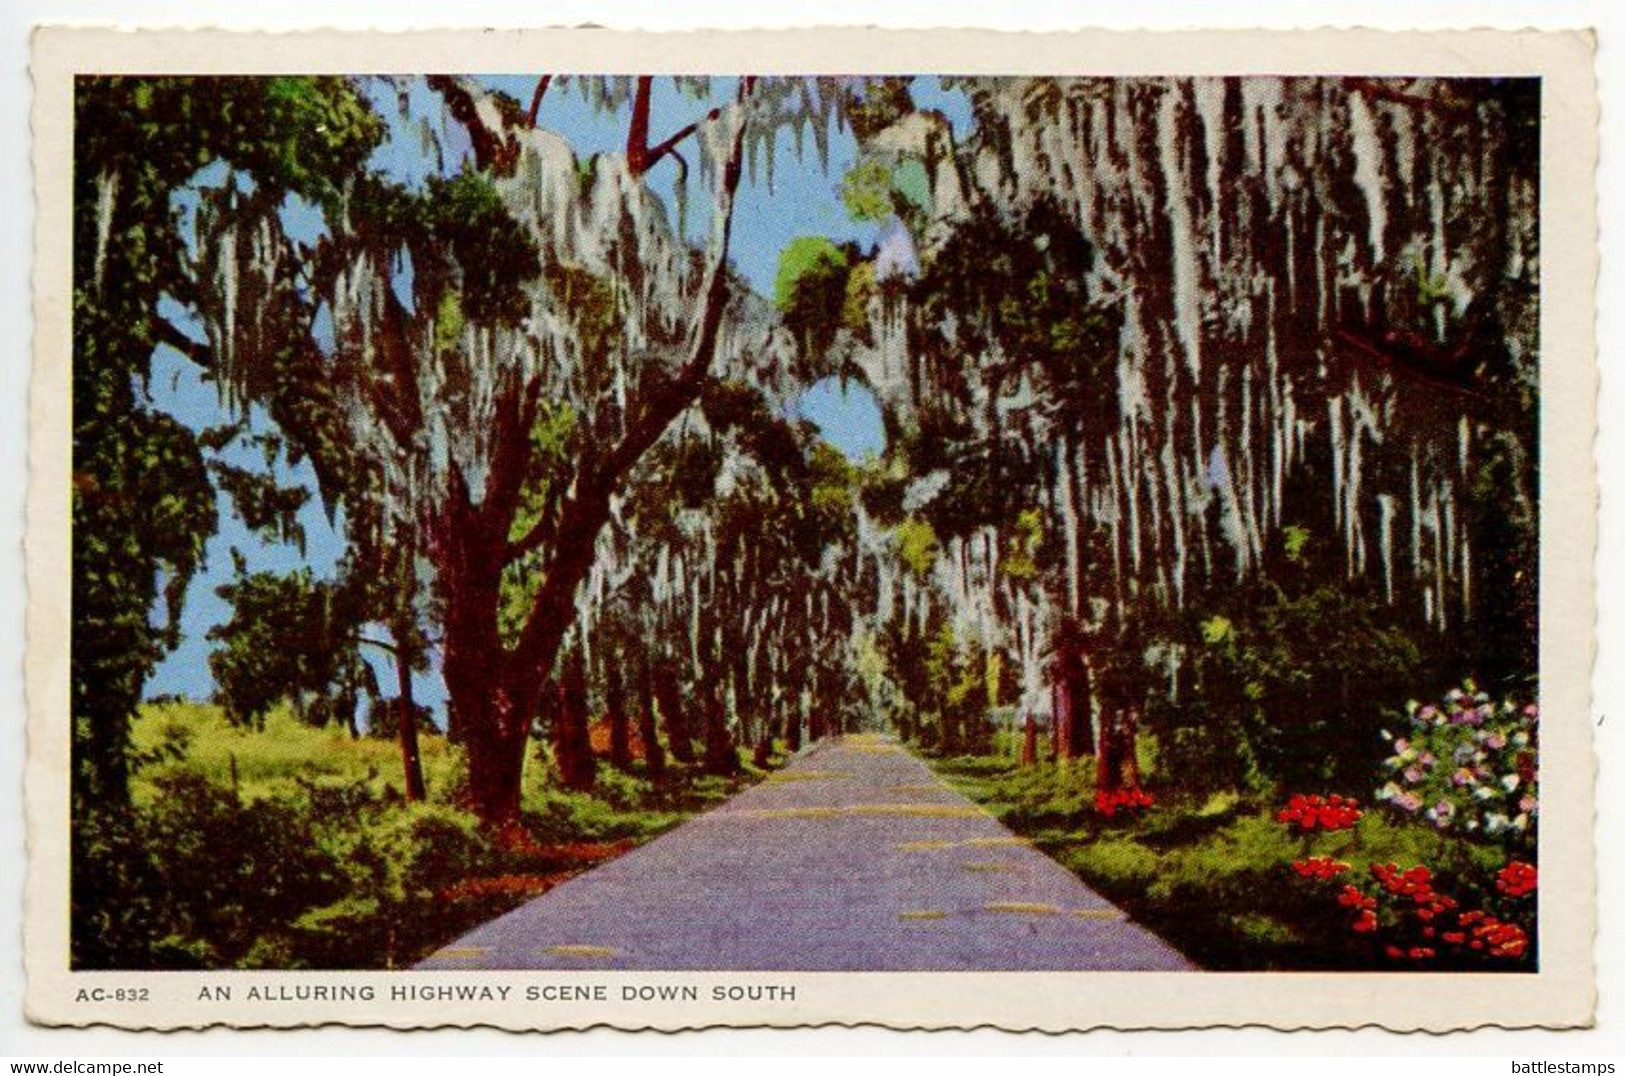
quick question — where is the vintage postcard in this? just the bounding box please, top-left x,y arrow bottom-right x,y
26,27 -> 1597,1031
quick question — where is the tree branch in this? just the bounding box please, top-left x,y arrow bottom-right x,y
357,634 -> 400,655
509,77 -> 757,676
626,77 -> 655,175
626,76 -> 726,177
642,107 -> 722,174
152,315 -> 213,367
1342,78 -> 1475,118
526,75 -> 553,127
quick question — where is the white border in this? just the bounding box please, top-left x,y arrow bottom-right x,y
3,0 -> 1621,1058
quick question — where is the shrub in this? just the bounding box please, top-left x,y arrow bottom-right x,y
1374,681 -> 1538,851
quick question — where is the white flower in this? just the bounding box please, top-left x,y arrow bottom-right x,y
1500,774 -> 1521,792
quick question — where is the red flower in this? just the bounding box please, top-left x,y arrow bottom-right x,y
1095,786 -> 1155,819
1292,856 -> 1351,880
1277,793 -> 1363,833
1496,861 -> 1538,898
1351,909 -> 1379,933
1470,917 -> 1529,959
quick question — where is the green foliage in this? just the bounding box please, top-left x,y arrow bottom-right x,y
918,624 -> 992,755
999,507 -> 1044,580
207,460 -> 310,551
774,236 -> 855,370
911,197 -> 1119,431
840,158 -> 896,222
420,170 -> 541,325
207,567 -> 370,730
1281,523 -> 1312,564
77,700 -> 769,969
1142,531 -> 1424,793
72,76 -> 382,812
774,236 -> 847,309
74,769 -> 342,969
894,516 -> 940,578
433,291 -> 465,355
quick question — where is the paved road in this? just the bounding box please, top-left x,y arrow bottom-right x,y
420,734 -> 1193,971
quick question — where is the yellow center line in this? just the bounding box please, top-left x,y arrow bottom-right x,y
985,901 -> 1062,915
543,945 -> 619,958
764,770 -> 850,783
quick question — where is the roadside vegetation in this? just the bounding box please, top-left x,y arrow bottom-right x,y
75,700 -> 773,970
934,681 -> 1538,972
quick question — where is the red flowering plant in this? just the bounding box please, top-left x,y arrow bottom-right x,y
1276,790 -> 1536,969
1339,859 -> 1535,967
1278,793 -> 1363,834
1277,792 -> 1364,870
1094,786 -> 1155,820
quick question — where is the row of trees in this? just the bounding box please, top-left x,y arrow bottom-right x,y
74,74 -> 891,835
766,76 -> 1539,791
74,73 -> 1540,856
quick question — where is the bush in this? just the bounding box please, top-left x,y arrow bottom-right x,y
1374,681 -> 1538,852
74,771 -> 342,969
78,701 -> 769,969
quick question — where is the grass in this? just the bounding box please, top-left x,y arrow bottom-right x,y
132,701 -> 466,805
930,750 -> 1513,971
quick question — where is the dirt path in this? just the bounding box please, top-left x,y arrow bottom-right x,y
419,734 -> 1194,970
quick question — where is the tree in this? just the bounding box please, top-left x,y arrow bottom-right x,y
206,562 -> 369,733
181,75 -> 790,825
71,76 -> 383,810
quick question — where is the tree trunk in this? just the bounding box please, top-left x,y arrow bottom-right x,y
604,654 -> 632,771
422,77 -> 753,828
635,658 -> 666,779
394,618 -> 427,802
702,680 -> 739,775
752,729 -> 772,769
1021,713 -> 1038,767
785,694 -> 803,753
554,650 -> 596,792
1066,654 -> 1094,759
463,708 -> 528,829
1053,645 -> 1094,762
655,667 -> 695,764
731,646 -> 754,754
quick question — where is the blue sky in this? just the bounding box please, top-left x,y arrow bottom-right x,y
143,75 -> 970,714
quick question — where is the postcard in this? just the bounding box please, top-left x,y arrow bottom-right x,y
26,26 -> 1597,1031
